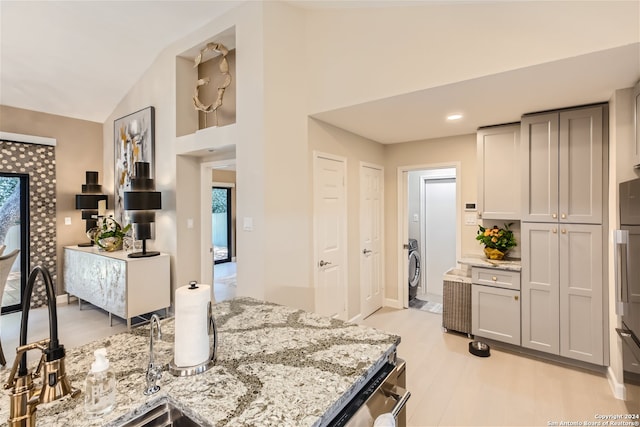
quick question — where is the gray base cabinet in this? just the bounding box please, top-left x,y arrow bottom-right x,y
472,284 -> 521,345
471,267 -> 521,345
521,223 -> 604,365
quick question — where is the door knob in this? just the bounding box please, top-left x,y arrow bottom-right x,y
363,249 -> 372,255
319,260 -> 332,267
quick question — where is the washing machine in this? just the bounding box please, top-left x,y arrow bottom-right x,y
408,239 -> 421,300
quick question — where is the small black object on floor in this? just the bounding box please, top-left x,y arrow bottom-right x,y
469,340 -> 490,357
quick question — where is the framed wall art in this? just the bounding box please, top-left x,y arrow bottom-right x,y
114,106 -> 155,225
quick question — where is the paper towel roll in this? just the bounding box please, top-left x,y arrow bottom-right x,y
174,283 -> 211,367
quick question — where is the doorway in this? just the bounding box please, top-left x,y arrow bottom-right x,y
400,165 -> 460,310
0,173 -> 29,314
420,173 -> 456,303
212,186 -> 232,264
313,152 -> 347,320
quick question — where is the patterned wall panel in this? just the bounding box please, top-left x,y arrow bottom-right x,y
0,140 -> 56,308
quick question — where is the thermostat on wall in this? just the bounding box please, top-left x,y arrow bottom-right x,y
464,202 -> 477,211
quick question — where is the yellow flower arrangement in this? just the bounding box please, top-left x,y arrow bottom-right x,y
476,223 -> 517,254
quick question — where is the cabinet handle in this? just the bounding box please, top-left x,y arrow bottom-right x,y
552,213 -> 557,219
552,228 -> 557,234
561,213 -> 566,219
491,276 -> 497,281
514,295 -> 519,301
561,229 -> 567,234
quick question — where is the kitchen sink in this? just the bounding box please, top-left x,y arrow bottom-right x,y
113,399 -> 203,427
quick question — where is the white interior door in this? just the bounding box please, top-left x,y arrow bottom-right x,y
360,163 -> 383,319
314,153 -> 347,320
423,177 -> 456,297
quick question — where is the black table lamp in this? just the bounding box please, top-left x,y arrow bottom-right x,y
124,162 -> 161,258
75,171 -> 108,247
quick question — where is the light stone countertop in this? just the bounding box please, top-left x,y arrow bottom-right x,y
458,254 -> 522,271
0,298 -> 399,427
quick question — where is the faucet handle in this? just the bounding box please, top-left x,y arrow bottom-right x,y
144,362 -> 162,395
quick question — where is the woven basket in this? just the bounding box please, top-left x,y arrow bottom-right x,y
442,276 -> 472,335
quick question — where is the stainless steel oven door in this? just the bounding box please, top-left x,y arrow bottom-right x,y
332,359 -> 410,427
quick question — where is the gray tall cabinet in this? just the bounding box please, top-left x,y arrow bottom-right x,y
520,105 -> 607,366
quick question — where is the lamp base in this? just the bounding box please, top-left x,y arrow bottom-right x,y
128,251 -> 160,258
77,241 -> 94,247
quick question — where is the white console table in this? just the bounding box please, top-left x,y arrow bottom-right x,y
63,246 -> 170,328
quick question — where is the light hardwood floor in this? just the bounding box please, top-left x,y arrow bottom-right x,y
360,307 -> 640,426
1,297 -> 638,426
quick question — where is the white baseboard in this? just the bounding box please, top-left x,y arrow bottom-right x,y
607,366 -> 627,400
56,293 -> 78,305
384,298 -> 403,310
348,313 -> 362,324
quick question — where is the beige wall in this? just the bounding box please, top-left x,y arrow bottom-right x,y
383,134 -> 477,302
308,119 -> 385,319
102,2 -> 267,300
0,105 -> 103,294
262,1 -> 313,311
305,2 -> 639,114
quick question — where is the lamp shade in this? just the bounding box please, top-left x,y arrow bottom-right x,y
123,162 -> 162,216
123,162 -> 161,258
75,194 -> 108,210
123,192 -> 161,211
75,171 -> 107,210
75,171 -> 108,246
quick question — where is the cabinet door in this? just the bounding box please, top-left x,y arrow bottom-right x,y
521,113 -> 559,222
521,222 -> 560,354
472,284 -> 521,345
477,124 -> 520,220
558,224 -> 604,364
558,107 -> 603,224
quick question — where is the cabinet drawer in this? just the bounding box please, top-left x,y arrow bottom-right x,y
472,267 -> 520,290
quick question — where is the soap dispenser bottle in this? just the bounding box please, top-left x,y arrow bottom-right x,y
84,347 -> 116,416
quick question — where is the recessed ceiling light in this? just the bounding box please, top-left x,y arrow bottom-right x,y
447,114 -> 463,121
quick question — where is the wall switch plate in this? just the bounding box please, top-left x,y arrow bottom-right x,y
64,217 -> 72,225
187,218 -> 194,229
243,217 -> 253,231
412,213 -> 419,222
464,213 -> 477,226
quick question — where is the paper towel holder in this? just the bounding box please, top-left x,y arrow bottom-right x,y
166,300 -> 218,377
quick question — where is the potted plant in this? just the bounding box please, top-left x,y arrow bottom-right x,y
88,216 -> 131,252
476,223 -> 517,260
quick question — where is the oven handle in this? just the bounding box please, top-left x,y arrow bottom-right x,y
381,383 -> 411,419
614,229 -> 630,316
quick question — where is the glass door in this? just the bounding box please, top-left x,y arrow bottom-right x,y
0,173 -> 29,314
212,187 -> 232,264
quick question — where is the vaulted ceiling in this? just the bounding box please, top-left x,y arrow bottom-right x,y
1,1 -> 639,144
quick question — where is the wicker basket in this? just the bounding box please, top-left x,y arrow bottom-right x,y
442,269 -> 472,336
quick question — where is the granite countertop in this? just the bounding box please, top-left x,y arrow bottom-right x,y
458,254 -> 522,271
0,298 -> 399,426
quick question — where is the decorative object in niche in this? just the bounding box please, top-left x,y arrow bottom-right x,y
193,42 -> 231,127
114,106 -> 155,226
